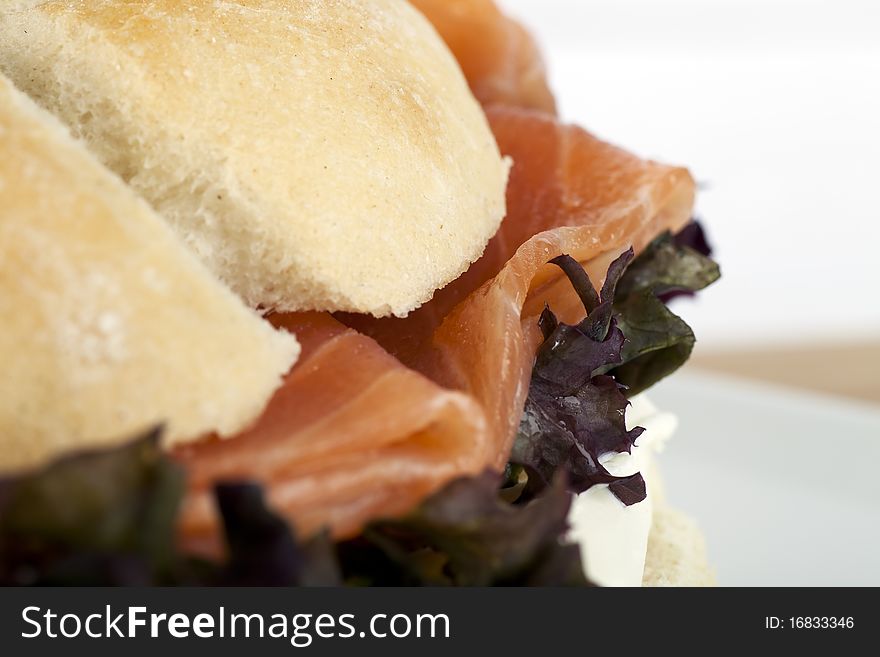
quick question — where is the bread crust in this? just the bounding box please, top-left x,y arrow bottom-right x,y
0,0 -> 510,317
0,74 -> 299,471
643,504 -> 716,586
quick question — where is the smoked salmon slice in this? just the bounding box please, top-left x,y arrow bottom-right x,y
344,107 -> 695,365
410,0 -> 557,114
175,312 -> 490,551
175,107 -> 695,547
346,107 -> 694,475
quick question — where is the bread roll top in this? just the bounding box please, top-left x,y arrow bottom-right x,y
0,74 -> 300,472
0,0 -> 510,317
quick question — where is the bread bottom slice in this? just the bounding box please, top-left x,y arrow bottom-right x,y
642,504 -> 716,586
640,458 -> 715,587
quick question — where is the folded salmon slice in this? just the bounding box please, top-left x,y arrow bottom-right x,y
175,312 -> 490,550
410,0 -> 557,114
175,108 -> 695,546
345,107 -> 695,365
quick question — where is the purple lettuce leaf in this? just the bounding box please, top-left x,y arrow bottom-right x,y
512,251 -> 647,504
340,472 -> 590,586
0,223 -> 719,587
214,483 -> 340,586
0,429 -> 184,585
512,222 -> 720,504
0,431 -> 587,587
675,220 -> 713,256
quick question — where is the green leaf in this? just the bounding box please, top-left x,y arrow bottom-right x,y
610,231 -> 721,396
339,473 -> 590,586
0,428 -> 183,584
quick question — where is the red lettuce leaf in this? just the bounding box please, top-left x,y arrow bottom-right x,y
0,433 -> 587,587
657,220 -> 714,303
214,483 -> 340,586
339,472 -> 590,586
513,251 -> 646,504
0,429 -> 184,585
512,223 -> 720,504
0,223 -> 719,587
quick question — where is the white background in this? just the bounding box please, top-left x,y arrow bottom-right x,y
500,0 -> 880,348
651,370 -> 880,585
496,0 -> 880,585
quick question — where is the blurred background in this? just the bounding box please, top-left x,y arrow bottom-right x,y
499,0 -> 879,584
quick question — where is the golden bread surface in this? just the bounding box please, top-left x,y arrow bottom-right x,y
0,73 -> 299,471
0,0 -> 510,317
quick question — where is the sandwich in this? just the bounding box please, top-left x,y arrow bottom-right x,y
0,0 -> 719,587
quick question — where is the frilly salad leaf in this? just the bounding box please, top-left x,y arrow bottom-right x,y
513,251 -> 647,504
0,434 -> 586,586
513,222 -> 720,503
214,483 -> 341,586
0,222 -> 718,586
610,228 -> 721,396
662,220 -> 713,291
0,433 -> 340,586
338,472 -> 589,586
0,429 -> 183,585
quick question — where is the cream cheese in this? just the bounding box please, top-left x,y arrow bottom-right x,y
567,395 -> 677,586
